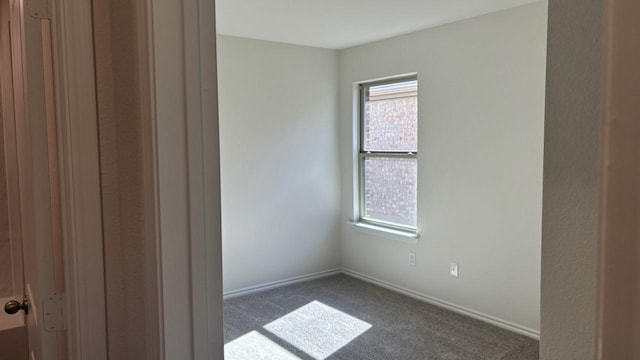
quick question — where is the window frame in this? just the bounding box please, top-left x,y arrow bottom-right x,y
356,76 -> 418,234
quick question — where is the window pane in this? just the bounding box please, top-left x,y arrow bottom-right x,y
363,157 -> 417,227
364,80 -> 418,152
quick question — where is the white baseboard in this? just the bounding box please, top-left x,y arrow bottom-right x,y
222,267 -> 539,340
223,268 -> 342,299
341,268 -> 540,340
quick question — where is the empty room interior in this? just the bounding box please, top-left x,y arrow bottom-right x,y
217,0 -> 547,359
1,0 -> 635,358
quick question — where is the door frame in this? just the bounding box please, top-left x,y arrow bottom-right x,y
52,0 -> 223,359
50,0 -> 107,358
596,0 -> 640,358
143,0 -> 223,357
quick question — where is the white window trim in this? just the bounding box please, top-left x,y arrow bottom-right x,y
352,75 -> 420,239
348,220 -> 420,244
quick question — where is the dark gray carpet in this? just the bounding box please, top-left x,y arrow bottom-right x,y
224,274 -> 539,360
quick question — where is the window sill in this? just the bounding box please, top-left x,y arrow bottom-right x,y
348,220 -> 419,244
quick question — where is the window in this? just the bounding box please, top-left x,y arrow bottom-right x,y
357,77 -> 418,233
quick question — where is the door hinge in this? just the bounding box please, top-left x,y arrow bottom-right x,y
43,293 -> 65,332
26,0 -> 50,19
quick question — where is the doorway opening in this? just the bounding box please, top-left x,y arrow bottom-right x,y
215,1 -> 548,359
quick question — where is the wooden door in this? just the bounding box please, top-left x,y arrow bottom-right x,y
3,0 -> 66,358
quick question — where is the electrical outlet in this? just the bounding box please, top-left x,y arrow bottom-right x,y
450,262 -> 459,278
409,252 -> 416,266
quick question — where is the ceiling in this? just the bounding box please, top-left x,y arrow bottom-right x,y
215,0 -> 541,49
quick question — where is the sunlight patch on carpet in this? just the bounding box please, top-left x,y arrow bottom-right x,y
264,300 -> 372,359
225,331 -> 301,360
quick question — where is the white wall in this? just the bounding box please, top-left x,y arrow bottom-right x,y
339,2 -> 547,334
217,35 -> 341,292
541,0 -> 602,358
